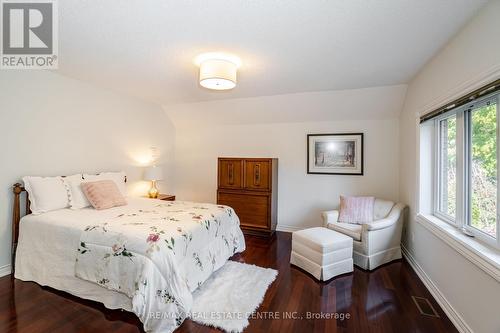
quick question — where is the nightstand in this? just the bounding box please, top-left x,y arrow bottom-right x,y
156,194 -> 176,201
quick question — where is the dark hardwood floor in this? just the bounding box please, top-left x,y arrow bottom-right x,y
0,232 -> 457,333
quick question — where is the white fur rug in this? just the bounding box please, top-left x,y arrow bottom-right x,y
189,261 -> 278,333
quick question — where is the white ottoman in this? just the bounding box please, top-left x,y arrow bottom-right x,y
290,227 -> 353,281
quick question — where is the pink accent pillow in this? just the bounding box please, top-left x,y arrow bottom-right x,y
81,180 -> 127,210
338,196 -> 374,224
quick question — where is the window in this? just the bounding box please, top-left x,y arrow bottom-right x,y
467,101 -> 498,238
434,91 -> 500,249
437,115 -> 457,221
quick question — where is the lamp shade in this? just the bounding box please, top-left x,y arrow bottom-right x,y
196,53 -> 241,91
144,166 -> 163,181
199,59 -> 236,90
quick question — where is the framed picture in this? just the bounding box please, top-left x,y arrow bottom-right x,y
307,133 -> 364,175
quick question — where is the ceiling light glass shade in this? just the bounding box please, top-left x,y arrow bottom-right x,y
195,53 -> 241,91
199,58 -> 237,90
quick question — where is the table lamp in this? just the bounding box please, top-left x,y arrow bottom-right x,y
144,166 -> 163,198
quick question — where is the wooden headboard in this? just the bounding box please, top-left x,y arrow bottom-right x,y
11,175 -> 127,273
12,183 -> 29,274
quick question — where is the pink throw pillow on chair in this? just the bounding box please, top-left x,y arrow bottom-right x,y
81,180 -> 127,210
338,196 -> 374,224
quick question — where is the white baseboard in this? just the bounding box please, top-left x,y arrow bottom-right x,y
401,245 -> 473,333
276,224 -> 303,233
0,264 -> 12,278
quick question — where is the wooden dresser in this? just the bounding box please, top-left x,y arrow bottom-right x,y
217,157 -> 278,236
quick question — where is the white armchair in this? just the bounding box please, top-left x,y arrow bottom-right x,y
321,199 -> 406,270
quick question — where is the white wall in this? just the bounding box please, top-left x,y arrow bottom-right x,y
399,1 -> 500,333
166,86 -> 405,230
0,70 -> 175,274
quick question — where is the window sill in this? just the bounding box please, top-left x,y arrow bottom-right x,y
416,214 -> 500,282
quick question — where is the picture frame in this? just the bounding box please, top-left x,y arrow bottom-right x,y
307,133 -> 364,175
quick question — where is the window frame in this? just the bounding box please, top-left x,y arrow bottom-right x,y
464,95 -> 500,246
433,110 -> 461,226
433,91 -> 500,250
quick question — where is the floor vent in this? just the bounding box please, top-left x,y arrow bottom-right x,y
411,296 -> 440,318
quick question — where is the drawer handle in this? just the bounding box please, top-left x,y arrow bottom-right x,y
228,164 -> 234,185
254,164 -> 260,186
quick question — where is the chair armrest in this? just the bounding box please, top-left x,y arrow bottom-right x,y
321,210 -> 339,226
364,218 -> 395,231
364,203 -> 405,231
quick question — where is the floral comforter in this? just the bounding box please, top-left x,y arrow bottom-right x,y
75,201 -> 246,333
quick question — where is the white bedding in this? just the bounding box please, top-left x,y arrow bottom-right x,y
14,197 -> 246,332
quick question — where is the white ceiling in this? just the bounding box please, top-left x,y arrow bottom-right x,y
57,0 -> 487,105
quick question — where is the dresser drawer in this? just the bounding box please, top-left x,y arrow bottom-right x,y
244,160 -> 271,191
217,191 -> 269,229
218,159 -> 244,189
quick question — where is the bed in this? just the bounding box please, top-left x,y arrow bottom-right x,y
12,183 -> 246,333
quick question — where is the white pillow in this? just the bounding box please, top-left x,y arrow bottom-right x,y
22,176 -> 70,215
83,171 -> 127,196
63,174 -> 91,209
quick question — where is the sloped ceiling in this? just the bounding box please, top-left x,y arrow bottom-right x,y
56,0 -> 487,106
164,84 -> 408,128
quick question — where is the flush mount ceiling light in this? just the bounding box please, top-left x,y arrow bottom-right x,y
195,52 -> 241,90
